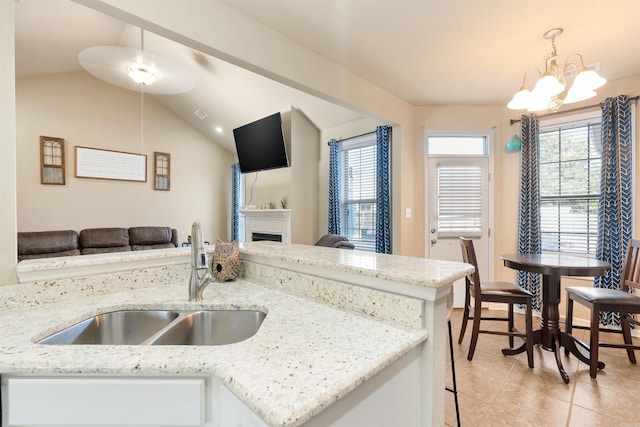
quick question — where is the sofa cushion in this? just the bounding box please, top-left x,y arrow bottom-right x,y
131,243 -> 177,251
17,230 -> 80,261
81,246 -> 132,255
79,228 -> 129,249
129,227 -> 178,249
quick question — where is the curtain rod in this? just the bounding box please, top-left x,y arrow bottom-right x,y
509,95 -> 639,126
326,130 -> 375,145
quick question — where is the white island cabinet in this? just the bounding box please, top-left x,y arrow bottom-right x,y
3,243 -> 472,426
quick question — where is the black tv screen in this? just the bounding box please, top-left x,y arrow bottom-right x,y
233,112 -> 289,174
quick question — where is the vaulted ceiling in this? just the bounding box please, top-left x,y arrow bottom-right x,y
15,0 -> 640,152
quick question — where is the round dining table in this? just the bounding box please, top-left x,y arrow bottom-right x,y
501,253 -> 610,383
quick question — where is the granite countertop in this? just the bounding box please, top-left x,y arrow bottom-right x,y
241,241 -> 473,288
0,278 -> 427,426
6,243 -> 473,426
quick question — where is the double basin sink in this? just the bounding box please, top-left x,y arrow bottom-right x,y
37,309 -> 266,346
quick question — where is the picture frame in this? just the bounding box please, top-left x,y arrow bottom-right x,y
40,136 -> 65,185
154,152 -> 171,191
75,146 -> 147,182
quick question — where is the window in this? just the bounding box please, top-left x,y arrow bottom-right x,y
340,133 -> 377,251
539,112 -> 601,255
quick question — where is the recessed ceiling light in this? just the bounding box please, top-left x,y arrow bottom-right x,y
215,126 -> 223,133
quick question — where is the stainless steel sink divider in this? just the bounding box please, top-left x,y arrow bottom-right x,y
140,312 -> 191,345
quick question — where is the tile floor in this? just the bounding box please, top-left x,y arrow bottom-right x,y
445,309 -> 640,427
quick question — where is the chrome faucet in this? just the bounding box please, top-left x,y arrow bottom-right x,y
189,221 -> 213,302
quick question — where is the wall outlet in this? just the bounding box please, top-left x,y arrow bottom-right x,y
405,208 -> 412,218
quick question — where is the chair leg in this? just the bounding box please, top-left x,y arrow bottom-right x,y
525,300 -> 534,369
564,297 -> 574,356
467,297 -> 482,361
620,314 -> 637,364
589,308 -> 600,378
446,319 -> 461,427
508,303 -> 514,348
458,287 -> 471,345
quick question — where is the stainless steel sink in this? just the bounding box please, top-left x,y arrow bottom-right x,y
147,310 -> 267,346
37,310 -> 179,345
36,309 -> 266,346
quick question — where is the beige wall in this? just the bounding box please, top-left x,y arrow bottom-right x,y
0,0 -> 17,283
80,0 -> 416,255
16,71 -> 234,245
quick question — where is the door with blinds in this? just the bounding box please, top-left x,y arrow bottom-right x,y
427,156 -> 490,307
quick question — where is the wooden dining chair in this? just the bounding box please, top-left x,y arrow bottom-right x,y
565,238 -> 640,378
458,237 -> 534,368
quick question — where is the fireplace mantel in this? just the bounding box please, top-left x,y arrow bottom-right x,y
238,209 -> 292,244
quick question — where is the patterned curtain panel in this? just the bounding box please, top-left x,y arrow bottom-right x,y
595,95 -> 633,326
327,139 -> 341,235
375,125 -> 392,254
231,162 -> 241,241
517,114 -> 542,311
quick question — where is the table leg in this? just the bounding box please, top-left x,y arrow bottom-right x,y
501,272 -> 605,382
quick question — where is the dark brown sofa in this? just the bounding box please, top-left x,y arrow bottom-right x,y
17,230 -> 81,260
18,227 -> 179,261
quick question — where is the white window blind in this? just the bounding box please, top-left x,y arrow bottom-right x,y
436,164 -> 483,236
540,112 -> 601,255
340,133 -> 377,252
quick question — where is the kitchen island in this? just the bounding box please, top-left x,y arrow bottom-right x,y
2,242 -> 472,426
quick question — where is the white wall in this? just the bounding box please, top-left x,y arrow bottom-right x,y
16,71 -> 233,244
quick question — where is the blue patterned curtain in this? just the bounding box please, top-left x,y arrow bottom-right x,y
517,114 -> 542,311
327,139 -> 341,235
231,163 -> 241,241
595,95 -> 633,326
375,125 -> 392,254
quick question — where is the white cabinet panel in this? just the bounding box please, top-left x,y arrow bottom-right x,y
5,377 -> 205,426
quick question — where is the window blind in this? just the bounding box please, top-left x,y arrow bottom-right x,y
340,134 -> 377,252
540,112 -> 601,255
436,164 -> 483,236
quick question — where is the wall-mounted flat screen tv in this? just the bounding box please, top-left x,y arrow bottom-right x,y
233,112 -> 289,174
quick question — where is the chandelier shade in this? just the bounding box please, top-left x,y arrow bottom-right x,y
507,28 -> 606,113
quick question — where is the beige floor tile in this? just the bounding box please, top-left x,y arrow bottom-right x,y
445,309 -> 640,427
567,405 -> 629,427
477,406 -> 543,427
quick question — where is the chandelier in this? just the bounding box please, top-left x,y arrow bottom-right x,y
507,28 -> 606,113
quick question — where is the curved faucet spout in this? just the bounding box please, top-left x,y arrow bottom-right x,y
189,221 -> 213,301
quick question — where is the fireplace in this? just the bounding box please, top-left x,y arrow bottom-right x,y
238,209 -> 291,244
251,232 -> 283,242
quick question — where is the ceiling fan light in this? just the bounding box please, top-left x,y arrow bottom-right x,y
533,73 -> 565,97
507,87 -> 532,110
126,63 -> 158,85
572,69 -> 607,92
